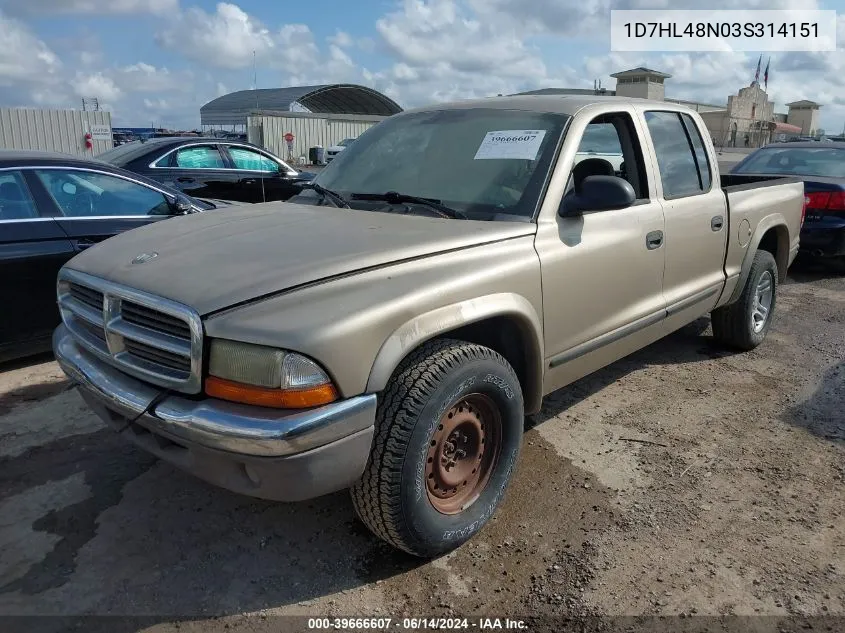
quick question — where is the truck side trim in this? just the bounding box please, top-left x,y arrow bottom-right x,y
548,283 -> 722,370
366,293 -> 544,413
549,308 -> 665,369
666,285 -> 722,317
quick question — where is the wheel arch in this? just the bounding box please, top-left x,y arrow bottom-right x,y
365,294 -> 545,414
728,218 -> 789,305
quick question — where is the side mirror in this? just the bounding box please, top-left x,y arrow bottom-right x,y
560,175 -> 636,216
171,195 -> 193,215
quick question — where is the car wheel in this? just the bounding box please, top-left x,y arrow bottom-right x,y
350,338 -> 524,558
711,249 -> 778,351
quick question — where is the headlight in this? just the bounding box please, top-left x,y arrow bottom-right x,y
205,339 -> 338,409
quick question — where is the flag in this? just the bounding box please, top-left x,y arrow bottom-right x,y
754,54 -> 762,83
764,57 -> 770,90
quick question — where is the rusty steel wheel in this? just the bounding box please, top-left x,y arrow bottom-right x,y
350,338 -> 524,558
425,393 -> 502,515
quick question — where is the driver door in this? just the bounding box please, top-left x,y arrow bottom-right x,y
24,168 -> 175,254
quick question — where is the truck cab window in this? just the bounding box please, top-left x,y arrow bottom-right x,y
644,111 -> 707,199
570,113 -> 648,200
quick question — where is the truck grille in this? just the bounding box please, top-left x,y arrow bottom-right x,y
57,269 -> 203,394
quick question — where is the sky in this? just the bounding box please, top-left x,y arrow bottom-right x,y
0,0 -> 843,131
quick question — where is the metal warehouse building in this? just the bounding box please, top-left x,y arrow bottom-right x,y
200,84 -> 402,161
0,108 -> 113,156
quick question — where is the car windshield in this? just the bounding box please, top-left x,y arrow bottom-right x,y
733,146 -> 845,178
310,108 -> 569,219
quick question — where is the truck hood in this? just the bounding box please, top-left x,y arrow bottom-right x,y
65,201 -> 536,315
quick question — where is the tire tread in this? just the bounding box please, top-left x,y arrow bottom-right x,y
711,249 -> 777,351
350,338 -> 516,556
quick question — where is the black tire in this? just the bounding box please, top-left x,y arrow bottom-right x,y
711,249 -> 778,351
350,338 -> 524,558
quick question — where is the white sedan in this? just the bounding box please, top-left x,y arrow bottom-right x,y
326,138 -> 355,162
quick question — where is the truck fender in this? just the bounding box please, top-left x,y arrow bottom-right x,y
726,214 -> 789,306
365,293 -> 545,414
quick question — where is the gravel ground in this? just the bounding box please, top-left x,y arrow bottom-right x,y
0,261 -> 842,632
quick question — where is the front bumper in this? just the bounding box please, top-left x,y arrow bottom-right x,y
53,324 -> 376,501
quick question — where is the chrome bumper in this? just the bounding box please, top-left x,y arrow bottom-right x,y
53,324 -> 377,501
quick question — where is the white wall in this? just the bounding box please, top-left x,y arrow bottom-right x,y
0,108 -> 113,156
247,114 -> 381,162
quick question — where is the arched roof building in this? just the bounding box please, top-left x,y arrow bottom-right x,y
201,84 -> 403,127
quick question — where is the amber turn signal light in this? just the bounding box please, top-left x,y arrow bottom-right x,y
205,376 -> 338,409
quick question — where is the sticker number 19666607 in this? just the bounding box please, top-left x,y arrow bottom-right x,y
474,130 -> 547,161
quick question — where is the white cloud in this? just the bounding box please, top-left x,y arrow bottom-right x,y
0,11 -> 60,85
328,30 -> 354,48
156,2 -> 275,69
1,0 -> 178,16
73,72 -> 122,102
1,0 -> 843,131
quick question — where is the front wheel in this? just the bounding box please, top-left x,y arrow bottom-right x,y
351,339 -> 524,558
711,249 -> 778,351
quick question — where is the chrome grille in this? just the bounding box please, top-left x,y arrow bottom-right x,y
69,283 -> 104,312
57,269 -> 203,394
122,301 -> 192,339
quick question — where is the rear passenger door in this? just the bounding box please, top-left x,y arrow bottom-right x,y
153,144 -> 241,201
641,110 -> 728,319
0,170 -> 75,350
223,145 -> 297,202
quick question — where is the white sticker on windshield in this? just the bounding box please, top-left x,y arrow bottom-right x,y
474,130 -> 547,160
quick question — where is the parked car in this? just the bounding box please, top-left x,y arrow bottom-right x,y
731,142 -> 845,271
97,137 -> 317,204
326,138 -> 355,162
0,149 -> 236,362
53,96 -> 804,557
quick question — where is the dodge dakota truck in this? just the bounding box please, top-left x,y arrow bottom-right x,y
53,96 -> 805,557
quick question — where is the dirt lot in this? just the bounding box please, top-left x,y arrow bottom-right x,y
0,262 -> 842,632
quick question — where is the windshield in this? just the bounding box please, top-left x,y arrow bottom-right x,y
310,108 -> 569,219
733,146 -> 845,178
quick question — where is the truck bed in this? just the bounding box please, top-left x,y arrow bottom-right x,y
718,174 -> 805,303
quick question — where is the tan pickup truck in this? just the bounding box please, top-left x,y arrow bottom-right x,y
53,96 -> 805,557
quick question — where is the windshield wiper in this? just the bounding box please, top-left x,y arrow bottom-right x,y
350,191 -> 467,219
300,182 -> 350,208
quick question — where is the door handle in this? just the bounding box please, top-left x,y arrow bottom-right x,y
646,230 -> 664,250
711,215 -> 724,231
75,238 -> 97,250
242,179 -> 257,185
176,177 -> 195,183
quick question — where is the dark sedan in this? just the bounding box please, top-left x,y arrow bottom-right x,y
731,142 -> 845,271
97,137 -> 317,203
0,150 -> 232,362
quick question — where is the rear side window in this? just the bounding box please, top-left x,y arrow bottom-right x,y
227,147 -> 280,173
681,113 -> 712,191
644,111 -> 707,199
171,146 -> 226,169
0,171 -> 38,220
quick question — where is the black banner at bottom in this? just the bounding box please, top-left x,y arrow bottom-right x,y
0,615 -> 842,633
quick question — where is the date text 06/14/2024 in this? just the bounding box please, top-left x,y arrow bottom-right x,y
306,618 -> 528,630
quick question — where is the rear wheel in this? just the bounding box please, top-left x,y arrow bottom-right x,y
711,249 -> 778,351
350,338 -> 524,558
